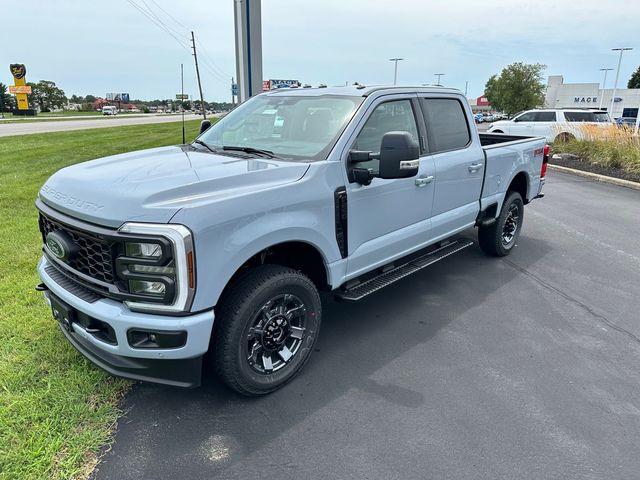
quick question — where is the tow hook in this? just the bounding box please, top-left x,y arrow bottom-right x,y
35,283 -> 49,292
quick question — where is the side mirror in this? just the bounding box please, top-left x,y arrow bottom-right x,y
378,131 -> 419,179
199,119 -> 211,135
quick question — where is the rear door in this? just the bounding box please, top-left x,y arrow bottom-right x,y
419,96 -> 484,239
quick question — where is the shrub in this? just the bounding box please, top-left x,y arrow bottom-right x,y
553,124 -> 640,174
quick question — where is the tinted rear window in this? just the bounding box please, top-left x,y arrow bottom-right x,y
563,111 -> 609,122
421,98 -> 470,153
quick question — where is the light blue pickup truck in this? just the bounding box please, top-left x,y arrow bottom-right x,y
36,86 -> 548,395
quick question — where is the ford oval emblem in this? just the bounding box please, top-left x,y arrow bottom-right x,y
46,231 -> 70,260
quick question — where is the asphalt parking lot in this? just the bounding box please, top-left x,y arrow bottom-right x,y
94,171 -> 640,480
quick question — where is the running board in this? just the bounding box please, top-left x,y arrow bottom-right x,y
335,239 -> 474,302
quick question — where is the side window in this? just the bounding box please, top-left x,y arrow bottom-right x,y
353,99 -> 419,153
421,98 -> 471,153
515,112 -> 536,122
563,111 -> 593,122
533,111 -> 556,122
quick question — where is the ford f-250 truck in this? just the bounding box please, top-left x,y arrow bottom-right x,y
36,85 -> 548,396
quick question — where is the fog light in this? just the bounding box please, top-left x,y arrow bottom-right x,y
129,280 -> 166,296
127,329 -> 187,349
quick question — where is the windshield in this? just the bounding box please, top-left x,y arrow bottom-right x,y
198,94 -> 363,161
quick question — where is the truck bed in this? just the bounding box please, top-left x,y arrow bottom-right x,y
478,132 -> 539,147
478,132 -> 546,213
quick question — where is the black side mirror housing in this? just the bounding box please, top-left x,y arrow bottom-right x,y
378,131 -> 420,179
199,119 -> 212,135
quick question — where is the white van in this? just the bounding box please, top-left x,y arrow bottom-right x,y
488,109 -> 612,143
102,106 -> 118,116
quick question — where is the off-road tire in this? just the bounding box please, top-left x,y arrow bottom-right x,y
478,191 -> 524,257
212,265 -> 321,396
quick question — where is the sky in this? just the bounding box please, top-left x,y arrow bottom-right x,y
1,0 -> 639,102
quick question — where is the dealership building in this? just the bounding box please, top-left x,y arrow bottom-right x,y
544,75 -> 640,118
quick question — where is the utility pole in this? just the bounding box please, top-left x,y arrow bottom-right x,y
610,48 -> 632,117
464,81 -> 469,96
389,58 -> 403,85
434,73 -> 445,85
598,68 -> 613,110
191,31 -> 207,119
181,63 -> 185,144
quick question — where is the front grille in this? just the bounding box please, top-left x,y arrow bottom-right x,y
39,213 -> 117,284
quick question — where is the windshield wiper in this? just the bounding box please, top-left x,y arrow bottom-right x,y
193,139 -> 217,153
222,145 -> 279,158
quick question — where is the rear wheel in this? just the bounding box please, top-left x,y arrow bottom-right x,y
491,129 -> 504,133
212,265 -> 321,396
478,191 -> 524,257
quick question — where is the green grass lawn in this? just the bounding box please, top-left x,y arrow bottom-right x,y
0,119 -> 202,479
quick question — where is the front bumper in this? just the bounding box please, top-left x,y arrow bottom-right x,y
38,256 -> 214,387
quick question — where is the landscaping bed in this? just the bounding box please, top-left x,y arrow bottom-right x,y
549,153 -> 640,184
550,131 -> 640,184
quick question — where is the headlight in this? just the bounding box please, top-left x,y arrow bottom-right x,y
125,242 -> 163,258
116,223 -> 195,314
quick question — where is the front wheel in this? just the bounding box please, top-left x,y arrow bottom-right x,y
212,265 -> 321,396
478,191 -> 524,257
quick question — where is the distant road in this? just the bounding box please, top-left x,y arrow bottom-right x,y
0,113 -> 204,137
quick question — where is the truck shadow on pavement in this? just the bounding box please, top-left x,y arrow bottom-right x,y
94,232 -> 551,480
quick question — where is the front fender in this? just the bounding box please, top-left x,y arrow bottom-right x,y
171,181 -> 343,310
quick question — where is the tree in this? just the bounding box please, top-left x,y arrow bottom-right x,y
69,94 -> 84,104
0,83 -> 14,111
628,66 -> 640,89
28,80 -> 67,111
484,62 -> 546,115
84,94 -> 97,103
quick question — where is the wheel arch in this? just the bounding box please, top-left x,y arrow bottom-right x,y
507,171 -> 529,204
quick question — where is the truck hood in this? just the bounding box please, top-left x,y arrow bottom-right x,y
39,146 -> 310,228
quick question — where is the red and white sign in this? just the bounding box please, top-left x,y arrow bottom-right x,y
476,96 -> 490,107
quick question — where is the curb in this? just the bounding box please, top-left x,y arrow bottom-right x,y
548,164 -> 640,191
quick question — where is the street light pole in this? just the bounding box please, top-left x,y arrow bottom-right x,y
609,48 -> 633,117
389,58 -> 404,85
434,73 -> 445,85
598,68 -> 613,110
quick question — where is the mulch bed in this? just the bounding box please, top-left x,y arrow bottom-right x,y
549,154 -> 640,184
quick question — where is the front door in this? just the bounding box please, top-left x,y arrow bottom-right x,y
344,95 -> 436,278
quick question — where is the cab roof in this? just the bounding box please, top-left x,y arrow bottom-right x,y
261,84 -> 463,97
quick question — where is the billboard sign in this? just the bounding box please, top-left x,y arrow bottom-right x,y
106,93 -> 130,102
175,94 -> 189,100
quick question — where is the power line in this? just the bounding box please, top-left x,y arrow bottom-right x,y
139,0 -> 186,39
149,0 -> 191,33
125,0 -> 190,52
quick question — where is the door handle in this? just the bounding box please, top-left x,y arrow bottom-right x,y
415,175 -> 434,187
468,163 -> 483,172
